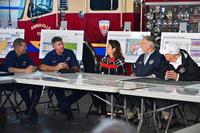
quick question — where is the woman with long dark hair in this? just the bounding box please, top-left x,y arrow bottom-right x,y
99,40 -> 126,75
91,40 -> 126,117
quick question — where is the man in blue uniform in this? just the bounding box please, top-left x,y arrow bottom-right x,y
2,38 -> 42,121
133,36 -> 166,78
40,36 -> 86,120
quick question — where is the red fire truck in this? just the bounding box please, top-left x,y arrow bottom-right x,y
18,0 -> 199,68
17,0 -> 140,65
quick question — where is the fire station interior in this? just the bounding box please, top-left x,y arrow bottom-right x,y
1,0 -> 200,133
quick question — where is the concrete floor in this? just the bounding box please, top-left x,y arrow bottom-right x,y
0,93 -> 197,133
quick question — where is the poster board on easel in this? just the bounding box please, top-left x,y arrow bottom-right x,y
160,32 -> 200,66
0,29 -> 24,58
107,31 -> 151,63
39,29 -> 84,60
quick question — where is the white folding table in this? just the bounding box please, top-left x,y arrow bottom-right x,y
14,71 -> 131,118
120,79 -> 200,133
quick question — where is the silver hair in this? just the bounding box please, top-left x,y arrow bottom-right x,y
143,36 -> 156,48
91,119 -> 135,133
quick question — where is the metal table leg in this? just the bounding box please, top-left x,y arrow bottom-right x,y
111,94 -> 114,119
177,105 -> 188,127
165,108 -> 174,133
123,97 -> 128,122
137,98 -> 144,133
153,101 -> 160,133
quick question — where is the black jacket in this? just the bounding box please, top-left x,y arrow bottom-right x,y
165,49 -> 200,81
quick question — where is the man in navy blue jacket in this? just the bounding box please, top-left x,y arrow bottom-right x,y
2,38 -> 42,121
126,36 -> 167,120
40,36 -> 86,120
133,36 -> 166,78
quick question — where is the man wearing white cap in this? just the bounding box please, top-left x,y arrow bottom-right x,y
160,43 -> 200,81
159,43 -> 200,126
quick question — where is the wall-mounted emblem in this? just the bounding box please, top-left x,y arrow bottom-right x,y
99,20 -> 110,36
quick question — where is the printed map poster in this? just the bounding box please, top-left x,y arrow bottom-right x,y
40,30 -> 84,60
161,32 -> 200,66
107,31 -> 151,63
0,29 -> 24,58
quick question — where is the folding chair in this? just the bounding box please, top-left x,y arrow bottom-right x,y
38,86 -> 80,115
86,93 -> 125,118
0,84 -> 24,120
